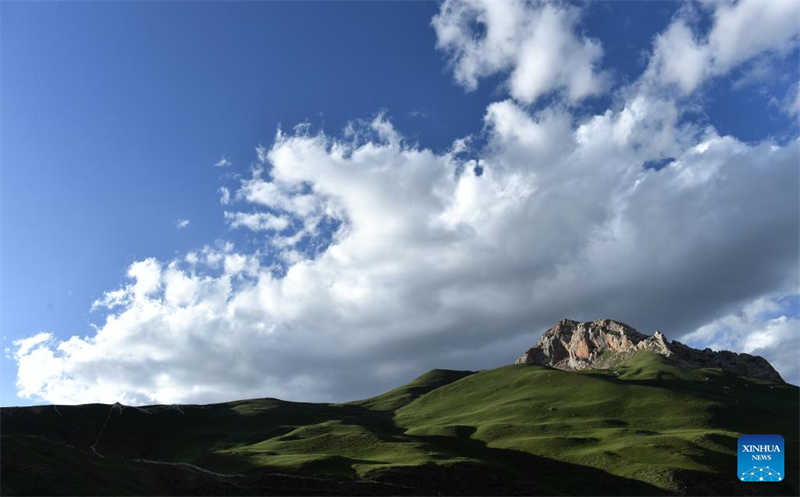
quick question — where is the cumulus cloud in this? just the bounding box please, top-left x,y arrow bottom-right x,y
176,219 -> 190,229
645,0 -> 800,93
432,0 -> 607,104
10,2 -> 800,405
13,93 -> 799,404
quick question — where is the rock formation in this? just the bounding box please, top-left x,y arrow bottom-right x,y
515,318 -> 783,382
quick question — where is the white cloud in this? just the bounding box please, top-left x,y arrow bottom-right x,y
13,332 -> 52,358
214,156 -> 232,167
432,0 -> 607,104
13,96 -> 799,404
176,219 -> 190,229
163,262 -> 200,306
646,20 -> 710,94
129,258 -> 162,299
91,287 -> 128,312
644,0 -> 800,93
708,0 -> 799,74
224,211 -> 290,232
218,186 -> 231,205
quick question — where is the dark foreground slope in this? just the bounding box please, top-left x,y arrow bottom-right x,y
2,354 -> 798,496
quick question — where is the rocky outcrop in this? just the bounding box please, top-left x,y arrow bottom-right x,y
515,318 -> 783,382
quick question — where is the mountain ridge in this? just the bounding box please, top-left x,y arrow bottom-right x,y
514,318 -> 783,382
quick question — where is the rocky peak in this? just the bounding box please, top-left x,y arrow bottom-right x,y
515,319 -> 783,383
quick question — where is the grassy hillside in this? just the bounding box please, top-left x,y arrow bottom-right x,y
2,352 -> 797,495
395,353 -> 798,494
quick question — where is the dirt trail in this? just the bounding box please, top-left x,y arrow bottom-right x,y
132,458 -> 244,478
89,402 -> 123,458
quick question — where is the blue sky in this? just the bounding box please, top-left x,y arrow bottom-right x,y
2,1 -> 798,406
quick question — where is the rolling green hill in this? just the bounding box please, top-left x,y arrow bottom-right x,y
2,351 -> 797,495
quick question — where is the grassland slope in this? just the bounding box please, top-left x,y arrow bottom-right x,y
2,352 -> 797,495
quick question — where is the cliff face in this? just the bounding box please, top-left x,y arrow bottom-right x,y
515,318 -> 783,382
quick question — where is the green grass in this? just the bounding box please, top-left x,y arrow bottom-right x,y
3,352 -> 798,495
348,368 -> 474,411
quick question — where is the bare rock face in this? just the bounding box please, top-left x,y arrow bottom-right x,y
515,318 -> 783,382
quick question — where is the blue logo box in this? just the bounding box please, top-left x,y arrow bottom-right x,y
738,434 -> 784,482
